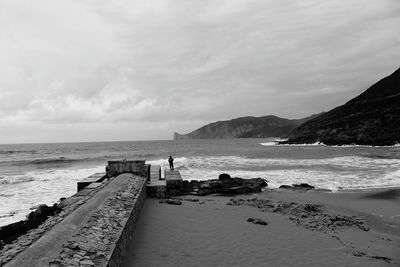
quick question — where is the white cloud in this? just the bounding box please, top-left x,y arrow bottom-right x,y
0,0 -> 399,142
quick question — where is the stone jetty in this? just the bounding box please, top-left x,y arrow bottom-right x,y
0,160 -> 267,266
0,160 -> 149,267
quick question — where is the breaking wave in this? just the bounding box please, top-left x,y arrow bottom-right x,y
148,155 -> 400,191
260,142 -> 400,148
0,165 -> 104,227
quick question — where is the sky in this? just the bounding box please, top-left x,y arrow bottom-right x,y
0,0 -> 399,143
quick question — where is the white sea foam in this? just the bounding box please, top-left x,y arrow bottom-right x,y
259,142 -> 276,146
0,165 -> 104,227
148,155 -> 400,192
261,141 -> 400,148
2,153 -> 400,226
260,141 -> 326,147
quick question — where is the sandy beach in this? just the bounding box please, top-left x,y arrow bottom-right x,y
122,188 -> 400,267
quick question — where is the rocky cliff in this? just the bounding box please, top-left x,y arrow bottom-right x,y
174,114 -> 322,140
287,67 -> 400,146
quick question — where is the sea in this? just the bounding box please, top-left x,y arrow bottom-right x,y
1,138 -> 399,227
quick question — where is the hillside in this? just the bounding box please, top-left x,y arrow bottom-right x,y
173,114 -> 322,140
287,67 -> 400,146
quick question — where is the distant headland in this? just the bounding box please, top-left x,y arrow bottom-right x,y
286,67 -> 400,146
175,67 -> 400,146
174,113 -> 323,140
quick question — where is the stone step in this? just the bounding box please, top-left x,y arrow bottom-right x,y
150,165 -> 161,181
165,170 -> 183,188
77,172 -> 106,192
146,180 -> 166,198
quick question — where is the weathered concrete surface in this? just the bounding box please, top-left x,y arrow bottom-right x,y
5,173 -> 147,267
165,170 -> 182,186
147,165 -> 166,198
150,165 -> 161,181
77,172 -> 106,192
0,185 -> 105,266
105,160 -> 147,178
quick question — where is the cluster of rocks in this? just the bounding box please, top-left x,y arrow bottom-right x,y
279,183 -> 315,191
49,177 -> 146,267
0,184 -> 105,266
167,173 -> 268,197
159,199 -> 183,205
228,198 -> 369,232
0,204 -> 62,249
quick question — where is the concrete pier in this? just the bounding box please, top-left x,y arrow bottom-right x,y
1,160 -> 149,267
0,159 -> 183,266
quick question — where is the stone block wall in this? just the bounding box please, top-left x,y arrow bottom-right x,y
3,172 -> 148,267
107,175 -> 147,267
105,160 -> 148,178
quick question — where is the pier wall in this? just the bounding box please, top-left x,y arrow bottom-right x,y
1,160 -> 149,267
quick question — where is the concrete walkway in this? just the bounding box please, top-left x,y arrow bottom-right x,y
6,174 -> 135,267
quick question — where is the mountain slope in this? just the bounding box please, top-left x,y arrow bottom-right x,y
174,114 -> 322,140
287,67 -> 400,146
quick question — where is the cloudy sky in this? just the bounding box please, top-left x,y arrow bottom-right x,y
0,0 -> 399,143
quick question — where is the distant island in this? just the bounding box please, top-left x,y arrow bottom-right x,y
174,113 -> 323,140
286,67 -> 400,146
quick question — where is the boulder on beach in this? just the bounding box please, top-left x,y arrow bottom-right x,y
166,173 -> 268,197
0,203 -> 62,247
247,217 -> 268,226
159,199 -> 182,205
279,183 -> 315,191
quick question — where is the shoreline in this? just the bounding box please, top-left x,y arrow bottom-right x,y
1,184 -> 399,228
1,169 -> 399,266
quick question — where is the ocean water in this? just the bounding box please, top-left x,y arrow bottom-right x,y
1,138 -> 399,226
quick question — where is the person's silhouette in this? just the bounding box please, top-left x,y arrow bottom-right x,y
168,155 -> 174,170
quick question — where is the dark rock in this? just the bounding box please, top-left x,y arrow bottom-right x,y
231,198 -> 371,233
197,188 -> 215,196
279,183 -> 315,191
189,180 -> 201,188
369,256 -> 391,263
303,204 -> 321,212
0,204 -> 62,246
357,224 -> 370,232
167,174 -> 268,197
352,251 -> 366,257
219,173 -> 231,180
159,199 -> 182,205
279,185 -> 293,189
287,67 -> 400,146
217,176 -> 267,195
251,178 -> 269,187
27,204 -> 61,221
293,183 -> 315,190
181,198 -> 200,202
247,218 -> 268,226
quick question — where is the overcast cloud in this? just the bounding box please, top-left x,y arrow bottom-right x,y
0,0 -> 399,143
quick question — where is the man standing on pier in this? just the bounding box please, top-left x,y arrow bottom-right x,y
168,155 -> 174,170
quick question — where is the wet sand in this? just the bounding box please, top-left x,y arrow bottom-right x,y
122,188 -> 400,267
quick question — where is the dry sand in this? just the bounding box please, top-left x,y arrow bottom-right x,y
122,188 -> 400,267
